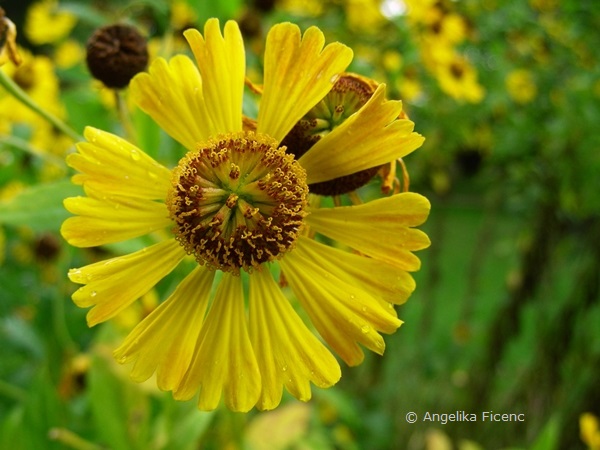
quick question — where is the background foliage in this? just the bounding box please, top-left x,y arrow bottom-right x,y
1,0 -> 599,449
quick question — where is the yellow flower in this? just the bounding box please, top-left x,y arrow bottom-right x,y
435,55 -> 485,103
62,19 -> 430,412
342,0 -> 386,33
24,0 -> 77,45
581,413 -> 600,450
505,69 -> 537,104
54,39 -> 84,69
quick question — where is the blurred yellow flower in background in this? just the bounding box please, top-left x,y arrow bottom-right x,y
62,18 -> 430,412
506,69 -> 537,104
581,413 -> 600,450
435,55 -> 485,103
24,0 -> 77,45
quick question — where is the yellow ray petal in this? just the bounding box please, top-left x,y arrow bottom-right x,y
257,23 -> 353,142
113,267 -> 215,391
280,241 -> 402,366
293,236 -> 415,306
299,84 -> 425,184
68,239 -> 186,327
249,268 -> 340,410
174,274 -> 260,412
184,19 -> 244,135
306,192 -> 431,271
131,55 -> 215,150
62,190 -> 171,247
67,127 -> 171,200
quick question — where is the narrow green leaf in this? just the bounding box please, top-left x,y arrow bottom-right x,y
0,180 -> 83,233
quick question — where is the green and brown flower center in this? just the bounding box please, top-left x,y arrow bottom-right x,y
281,73 -> 381,196
167,132 -> 308,274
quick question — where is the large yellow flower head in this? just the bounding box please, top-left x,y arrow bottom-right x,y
62,19 -> 430,412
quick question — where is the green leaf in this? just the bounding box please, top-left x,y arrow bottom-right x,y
528,416 -> 559,450
0,180 -> 83,233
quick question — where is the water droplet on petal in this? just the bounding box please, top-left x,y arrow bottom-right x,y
90,291 -> 97,297
361,325 -> 370,334
130,150 -> 141,161
282,365 -> 288,372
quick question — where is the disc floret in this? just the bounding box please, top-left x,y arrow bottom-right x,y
167,132 -> 308,274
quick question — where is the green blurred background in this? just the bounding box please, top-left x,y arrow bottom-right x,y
1,0 -> 599,449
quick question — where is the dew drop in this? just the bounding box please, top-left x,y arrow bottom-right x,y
361,325 -> 370,334
90,290 -> 97,297
330,74 -> 339,84
130,150 -> 141,161
282,365 -> 288,372
117,356 -> 127,364
350,294 -> 355,300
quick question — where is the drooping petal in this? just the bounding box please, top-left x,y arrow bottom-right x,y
131,55 -> 214,150
113,267 -> 215,391
174,274 -> 260,412
299,84 -> 425,184
306,192 -> 431,271
68,239 -> 186,327
67,127 -> 171,200
184,19 -> 244,135
249,268 -> 340,410
280,241 -> 403,366
292,236 -> 416,306
62,188 -> 171,247
257,23 -> 353,142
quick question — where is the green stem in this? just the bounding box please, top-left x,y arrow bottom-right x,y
48,428 -> 103,450
0,69 -> 83,142
0,378 -> 27,401
0,135 -> 65,166
114,89 -> 137,145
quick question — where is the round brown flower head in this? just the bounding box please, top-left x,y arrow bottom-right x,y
281,73 -> 382,196
86,24 -> 148,89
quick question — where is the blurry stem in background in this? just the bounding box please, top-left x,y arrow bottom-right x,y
0,378 -> 27,402
114,89 -> 137,146
419,192 -> 444,349
53,287 -> 77,356
0,135 -> 65,166
459,188 -> 503,325
524,221 -> 600,448
48,428 -> 103,450
0,70 -> 83,143
469,171 -> 560,408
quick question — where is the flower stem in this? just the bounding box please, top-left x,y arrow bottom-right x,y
0,69 -> 83,142
48,428 -> 103,450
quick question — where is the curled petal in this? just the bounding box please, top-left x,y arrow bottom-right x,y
62,189 -> 170,247
281,240 -> 402,366
114,267 -> 215,391
249,268 -> 340,410
306,192 -> 431,271
300,84 -> 425,184
68,239 -> 186,326
257,23 -> 353,142
67,127 -> 171,200
131,55 -> 214,150
174,274 -> 260,412
184,19 -> 245,135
